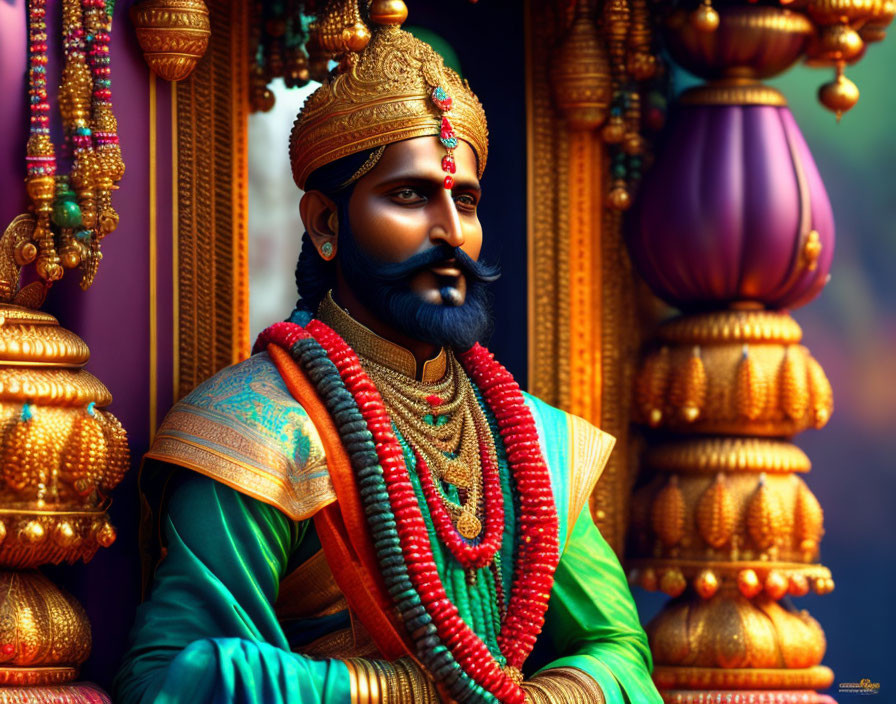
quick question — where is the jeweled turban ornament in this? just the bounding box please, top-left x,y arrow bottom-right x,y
289,11 -> 489,192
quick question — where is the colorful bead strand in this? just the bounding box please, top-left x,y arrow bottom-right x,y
307,319 -> 524,703
258,321 -> 561,703
256,322 -> 492,704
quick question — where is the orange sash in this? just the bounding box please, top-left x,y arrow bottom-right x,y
267,343 -> 412,660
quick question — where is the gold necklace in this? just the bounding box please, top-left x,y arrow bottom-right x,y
361,351 -> 496,539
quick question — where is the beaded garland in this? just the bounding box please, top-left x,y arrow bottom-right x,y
24,0 -> 122,289
257,320 -> 561,704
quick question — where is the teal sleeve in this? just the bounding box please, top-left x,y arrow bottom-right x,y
113,472 -> 351,704
539,509 -> 662,704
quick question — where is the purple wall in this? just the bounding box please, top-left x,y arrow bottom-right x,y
1,0 -> 174,689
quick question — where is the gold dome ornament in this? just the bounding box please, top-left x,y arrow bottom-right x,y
131,0 -> 212,82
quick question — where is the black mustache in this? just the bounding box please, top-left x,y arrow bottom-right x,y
373,245 -> 501,284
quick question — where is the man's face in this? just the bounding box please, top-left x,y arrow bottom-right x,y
335,136 -> 498,350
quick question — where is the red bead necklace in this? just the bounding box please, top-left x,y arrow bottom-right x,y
307,320 -> 560,703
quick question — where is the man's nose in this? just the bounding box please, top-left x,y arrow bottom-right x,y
429,194 -> 465,248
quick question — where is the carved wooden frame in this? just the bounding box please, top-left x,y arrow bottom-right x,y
173,0 -> 251,400
526,0 -> 639,554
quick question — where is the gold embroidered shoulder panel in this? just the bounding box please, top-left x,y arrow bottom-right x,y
146,352 -> 336,521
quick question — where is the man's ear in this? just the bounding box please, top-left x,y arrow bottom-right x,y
300,190 -> 338,260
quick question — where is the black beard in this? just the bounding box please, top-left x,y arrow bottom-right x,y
336,225 -> 500,351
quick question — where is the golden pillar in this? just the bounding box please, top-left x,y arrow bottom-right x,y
0,213 -> 129,702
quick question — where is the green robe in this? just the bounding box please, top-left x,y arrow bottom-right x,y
113,352 -> 660,704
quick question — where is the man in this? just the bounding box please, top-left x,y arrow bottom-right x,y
114,17 -> 661,704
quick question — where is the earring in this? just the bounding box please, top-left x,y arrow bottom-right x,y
320,241 -> 335,260
327,212 -> 339,234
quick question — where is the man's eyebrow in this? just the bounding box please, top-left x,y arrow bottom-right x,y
374,174 -> 482,192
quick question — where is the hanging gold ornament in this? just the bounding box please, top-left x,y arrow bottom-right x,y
818,65 -> 860,119
691,0 -> 720,33
131,0 -> 212,82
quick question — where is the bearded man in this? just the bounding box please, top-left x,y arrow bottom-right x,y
114,17 -> 661,704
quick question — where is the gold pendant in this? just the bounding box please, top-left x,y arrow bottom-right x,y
456,509 -> 482,539
439,460 -> 472,488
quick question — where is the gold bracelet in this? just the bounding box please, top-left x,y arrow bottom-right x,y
370,660 -> 389,704
554,667 -> 605,703
360,659 -> 381,704
345,658 -> 375,704
343,659 -> 359,704
528,667 -> 605,703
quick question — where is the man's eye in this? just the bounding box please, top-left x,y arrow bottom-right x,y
454,194 -> 477,208
392,188 -> 424,203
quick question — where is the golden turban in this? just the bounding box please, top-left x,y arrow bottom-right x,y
289,26 -> 489,190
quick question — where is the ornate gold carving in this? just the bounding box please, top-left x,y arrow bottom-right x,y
651,476 -> 686,548
658,309 -> 803,345
289,27 -> 488,190
679,82 -> 789,106
635,344 -> 669,426
669,346 -> 707,422
0,305 -> 128,573
746,476 -> 785,551
695,474 -> 736,548
664,6 -> 813,82
0,369 -> 110,407
567,131 -> 602,423
652,665 -> 834,691
525,2 -> 640,551
646,437 -> 811,475
794,482 -> 825,558
0,571 -> 91,672
630,457 -> 827,566
635,313 -> 834,435
647,592 -> 828,670
550,1 -> 612,130
0,683 -> 109,701
175,0 -> 250,398
132,0 -> 212,82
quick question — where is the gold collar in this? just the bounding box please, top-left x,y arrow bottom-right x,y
317,292 -> 448,383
